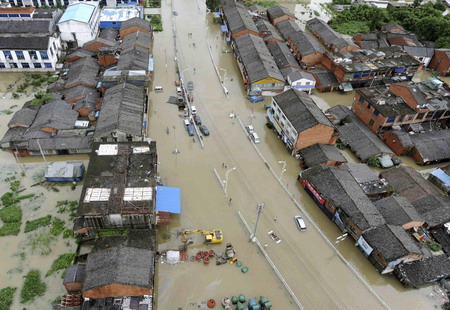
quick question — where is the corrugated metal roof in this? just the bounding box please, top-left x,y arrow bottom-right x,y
156,186 -> 181,214
59,3 -> 96,24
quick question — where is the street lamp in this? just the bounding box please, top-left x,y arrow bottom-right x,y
223,167 -> 236,196
278,161 -> 286,181
250,203 -> 265,242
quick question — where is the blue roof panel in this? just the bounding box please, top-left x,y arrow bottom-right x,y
59,3 -> 96,24
431,168 -> 450,187
156,186 -> 181,213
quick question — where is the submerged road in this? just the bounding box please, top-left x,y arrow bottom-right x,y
150,0 -> 438,309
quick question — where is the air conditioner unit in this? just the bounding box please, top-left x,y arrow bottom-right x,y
377,100 -> 386,105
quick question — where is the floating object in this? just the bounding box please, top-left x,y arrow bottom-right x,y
208,249 -> 215,257
222,297 -> 231,307
190,256 -> 196,262
238,294 -> 246,303
241,267 -> 249,273
203,256 -> 210,264
225,243 -> 236,259
231,296 -> 238,305
207,298 -> 216,308
248,298 -> 260,310
229,258 -> 237,264
259,296 -> 272,309
195,252 -> 202,261
235,261 -> 242,267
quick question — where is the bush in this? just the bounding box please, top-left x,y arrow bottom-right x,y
427,241 -> 443,252
0,287 -> 16,310
49,218 -> 65,236
443,302 -> 450,310
30,93 -> 53,107
0,206 -> 22,223
149,14 -> 163,31
20,270 -> 46,303
62,229 -> 74,239
24,215 -> 52,233
46,253 -> 75,277
0,223 -> 21,236
367,155 -> 381,168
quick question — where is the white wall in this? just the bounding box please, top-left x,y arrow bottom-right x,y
0,35 -> 61,71
58,4 -> 100,47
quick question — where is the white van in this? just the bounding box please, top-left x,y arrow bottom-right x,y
176,87 -> 182,95
294,215 -> 307,231
183,119 -> 190,127
251,132 -> 260,144
154,86 -> 163,92
190,106 -> 197,115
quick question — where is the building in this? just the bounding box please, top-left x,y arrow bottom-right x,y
233,34 -> 285,95
0,8 -> 62,71
320,47 -> 422,89
66,48 -> 93,63
395,255 -> 450,288
94,83 -> 146,142
63,263 -> 86,293
99,6 -> 142,29
381,21 -> 406,33
428,165 -> 450,195
383,129 -> 450,164
428,49 -> 450,77
5,0 -> 102,7
0,100 -> 94,156
82,27 -> 118,52
299,164 -> 385,240
374,196 -> 424,229
411,195 -> 450,229
266,41 -> 299,70
116,46 -> 149,71
119,16 -> 151,39
255,19 -> 283,44
83,246 -> 155,298
57,2 -> 100,48
308,69 -> 339,92
288,31 -> 324,67
298,143 -> 347,168
360,224 -> 423,273
267,6 -> 295,25
280,67 -> 316,94
65,57 -> 99,89
340,163 -> 393,198
45,161 -> 85,182
305,18 -> 358,52
267,89 -> 337,154
75,141 -> 157,233
222,1 -> 260,39
121,30 -> 151,51
326,105 -> 394,162
402,46 -> 434,67
276,19 -> 300,41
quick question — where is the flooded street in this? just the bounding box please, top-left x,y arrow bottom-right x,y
149,0 -> 446,309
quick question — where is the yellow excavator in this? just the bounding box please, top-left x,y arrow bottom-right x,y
181,229 -> 223,244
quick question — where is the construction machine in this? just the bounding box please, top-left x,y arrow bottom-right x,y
181,229 -> 223,244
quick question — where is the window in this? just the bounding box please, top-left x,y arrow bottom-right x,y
21,63 -> 29,68
0,14 -> 7,18
407,115 -> 414,121
374,110 -> 379,116
369,119 -> 374,127
49,48 -> 54,57
397,115 -> 404,122
305,81 -> 310,85
53,41 -> 56,50
387,116 -> 395,123
44,63 -> 52,68
359,96 -> 365,103
3,51 -> 12,59
353,72 -> 362,79
0,62 -> 5,68
9,14 -> 19,17
40,51 -> 49,60
367,102 -> 371,109
33,63 -> 42,68
417,112 -> 425,119
15,51 -> 24,60
19,14 -> 30,17
362,71 -> 370,78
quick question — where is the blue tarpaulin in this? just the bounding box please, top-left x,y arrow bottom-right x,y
431,169 -> 450,187
221,24 -> 228,32
156,186 -> 181,213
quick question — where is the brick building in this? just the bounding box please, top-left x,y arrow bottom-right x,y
428,49 -> 450,77
222,0 -> 261,39
305,18 -> 358,52
267,6 -> 296,25
288,31 -> 324,67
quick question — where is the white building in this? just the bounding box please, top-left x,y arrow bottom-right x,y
57,2 -> 100,48
281,67 -> 316,94
5,0 -> 102,7
0,7 -> 62,71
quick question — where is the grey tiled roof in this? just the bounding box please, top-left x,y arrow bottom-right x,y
267,6 -> 293,20
94,83 -> 145,138
288,31 -> 324,56
223,1 -> 259,35
299,143 -> 347,167
308,69 -> 339,88
234,34 -> 284,83
121,30 -> 152,50
267,41 -> 299,69
411,194 -> 450,228
83,246 -> 154,292
306,18 -> 357,50
99,27 -> 118,41
402,46 -> 434,58
0,19 -> 53,33
0,36 -> 50,50
64,84 -> 98,101
276,20 -> 300,40
63,263 -> 86,285
255,18 -> 283,42
120,17 -> 151,33
8,105 -> 38,128
65,57 -> 99,88
375,196 -> 423,226
273,89 -> 333,133
395,255 -> 450,287
29,100 -> 78,131
116,46 -> 149,71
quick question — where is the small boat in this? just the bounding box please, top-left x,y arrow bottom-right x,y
222,297 -> 231,307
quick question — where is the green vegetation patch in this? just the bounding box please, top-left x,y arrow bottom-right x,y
0,287 -> 17,310
149,14 -> 162,32
56,200 -> 78,220
0,222 -> 21,236
246,0 -> 277,8
27,231 -> 55,255
333,21 -> 370,36
49,218 -> 65,236
30,92 -> 53,107
0,205 -> 22,223
24,215 -> 52,233
46,253 -> 76,277
145,0 -> 161,8
20,270 -> 46,303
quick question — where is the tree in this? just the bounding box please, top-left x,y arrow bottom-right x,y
206,0 -> 221,11
436,36 -> 450,48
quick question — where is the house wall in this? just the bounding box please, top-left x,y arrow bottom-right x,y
382,132 -> 410,155
58,8 -> 100,47
402,221 -> 425,230
231,29 -> 261,39
120,26 -> 151,39
77,107 -> 92,117
98,54 -> 118,67
295,124 -> 336,152
83,41 -> 112,53
288,37 -> 323,66
9,0 -> 101,7
251,77 -> 285,94
84,212 -> 151,229
83,283 -> 151,299
67,55 -> 83,63
428,50 -> 450,76
271,15 -> 295,25
0,36 -> 61,72
289,77 -> 315,94
64,282 -> 83,293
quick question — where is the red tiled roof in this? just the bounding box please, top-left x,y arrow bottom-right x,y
0,7 -> 35,14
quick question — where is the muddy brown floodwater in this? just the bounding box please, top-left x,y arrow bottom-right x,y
0,73 -> 88,309
149,0 -> 448,310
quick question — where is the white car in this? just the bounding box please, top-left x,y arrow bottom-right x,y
268,230 -> 281,244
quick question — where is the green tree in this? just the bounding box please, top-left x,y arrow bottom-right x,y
436,36 -> 450,48
206,0 -> 221,11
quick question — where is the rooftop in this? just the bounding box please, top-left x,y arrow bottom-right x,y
116,46 -> 150,71
120,17 -> 151,32
276,19 -> 300,40
222,1 -> 259,35
395,255 -> 450,287
374,196 -> 423,226
299,143 -> 347,167
288,31 -> 325,57
411,194 -> 450,228
100,6 -> 141,22
255,18 -> 283,43
77,141 -> 157,217
58,2 -> 97,24
306,18 -> 357,50
273,89 -> 333,133
65,57 -> 99,89
267,41 -> 299,69
308,69 -> 339,88
356,86 -> 416,117
267,6 -> 294,20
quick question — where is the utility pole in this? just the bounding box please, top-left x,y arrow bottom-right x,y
223,166 -> 236,196
278,160 -> 286,181
250,203 -> 265,242
36,139 -> 46,162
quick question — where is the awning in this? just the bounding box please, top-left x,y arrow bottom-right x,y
221,24 -> 228,32
156,186 -> 181,213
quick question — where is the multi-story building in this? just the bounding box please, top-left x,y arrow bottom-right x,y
0,7 -> 62,71
57,2 -> 100,48
306,18 -> 359,52
6,0 -> 104,7
321,46 -> 422,89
